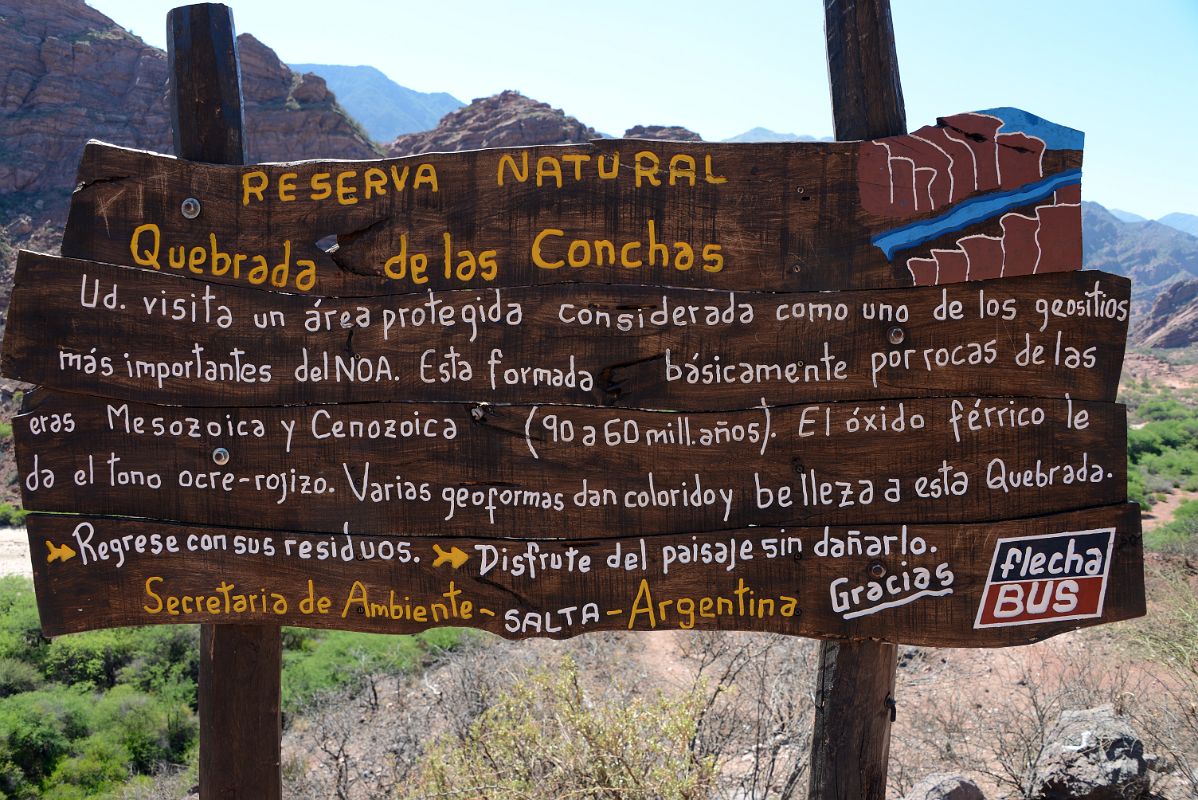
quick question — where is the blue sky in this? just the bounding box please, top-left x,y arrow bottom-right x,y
91,0 -> 1197,219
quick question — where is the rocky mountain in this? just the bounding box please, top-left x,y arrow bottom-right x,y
0,0 -> 169,222
1159,212 -> 1198,238
1131,278 -> 1198,348
386,90 -> 596,156
0,0 -> 378,225
1082,201 -> 1198,296
238,37 -> 380,163
623,125 -> 702,141
290,63 -> 462,141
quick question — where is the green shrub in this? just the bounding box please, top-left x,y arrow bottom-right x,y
0,658 -> 41,697
93,685 -> 195,774
1137,396 -> 1195,422
1127,469 -> 1150,507
0,578 -> 43,669
41,631 -> 137,689
402,656 -> 715,800
44,736 -> 130,798
0,744 -> 38,800
0,504 -> 27,527
0,688 -> 92,785
114,626 -> 199,701
1146,498 -> 1198,556
281,627 -> 471,711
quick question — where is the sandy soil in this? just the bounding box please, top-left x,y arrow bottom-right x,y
0,527 -> 30,578
1141,489 -> 1198,532
1124,351 -> 1198,388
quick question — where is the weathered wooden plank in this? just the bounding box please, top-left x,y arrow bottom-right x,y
61,108 -> 1083,295
1,252 -> 1129,408
26,504 -> 1144,645
15,392 -> 1126,535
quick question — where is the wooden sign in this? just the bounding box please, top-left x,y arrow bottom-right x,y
1,107 -> 1142,646
15,392 -> 1125,534
4,252 -> 1128,408
27,505 -> 1143,646
64,107 -> 1083,295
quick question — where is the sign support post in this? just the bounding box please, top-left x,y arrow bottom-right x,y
809,2 -> 906,798
165,5 -> 283,798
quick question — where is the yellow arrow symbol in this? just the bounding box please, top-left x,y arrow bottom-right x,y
431,544 -> 469,569
45,541 -> 77,564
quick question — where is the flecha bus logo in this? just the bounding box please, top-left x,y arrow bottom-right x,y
974,528 -> 1115,628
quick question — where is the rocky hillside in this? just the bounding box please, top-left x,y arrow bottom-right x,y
623,124 -> 702,141
386,90 -> 596,156
0,0 -> 377,225
290,63 -> 462,141
237,35 -> 380,163
1131,279 -> 1198,348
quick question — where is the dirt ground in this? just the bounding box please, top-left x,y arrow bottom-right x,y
1124,351 -> 1198,388
0,527 -> 28,577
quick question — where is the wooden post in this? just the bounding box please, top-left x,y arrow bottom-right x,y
808,2 -> 905,799
167,5 -> 283,798
823,0 -> 906,142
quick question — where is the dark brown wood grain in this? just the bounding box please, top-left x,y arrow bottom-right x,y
824,0 -> 906,142
167,4 -> 246,165
2,252 -> 1129,409
198,623 -> 279,800
60,129 -> 1083,296
15,392 -> 1126,535
166,7 -> 279,799
810,637 -> 897,799
26,504 -> 1144,645
817,5 -> 911,793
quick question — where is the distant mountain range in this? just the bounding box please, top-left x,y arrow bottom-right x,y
1085,204 -> 1198,347
290,64 -> 462,141
1106,208 -> 1198,237
1082,202 -> 1198,297
1109,209 -> 1147,223
722,128 -> 832,143
1159,212 -> 1198,238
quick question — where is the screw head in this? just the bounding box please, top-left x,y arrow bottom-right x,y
181,197 -> 201,219
470,407 -> 485,421
869,561 -> 886,579
212,447 -> 230,466
791,264 -> 802,274
887,326 -> 906,345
